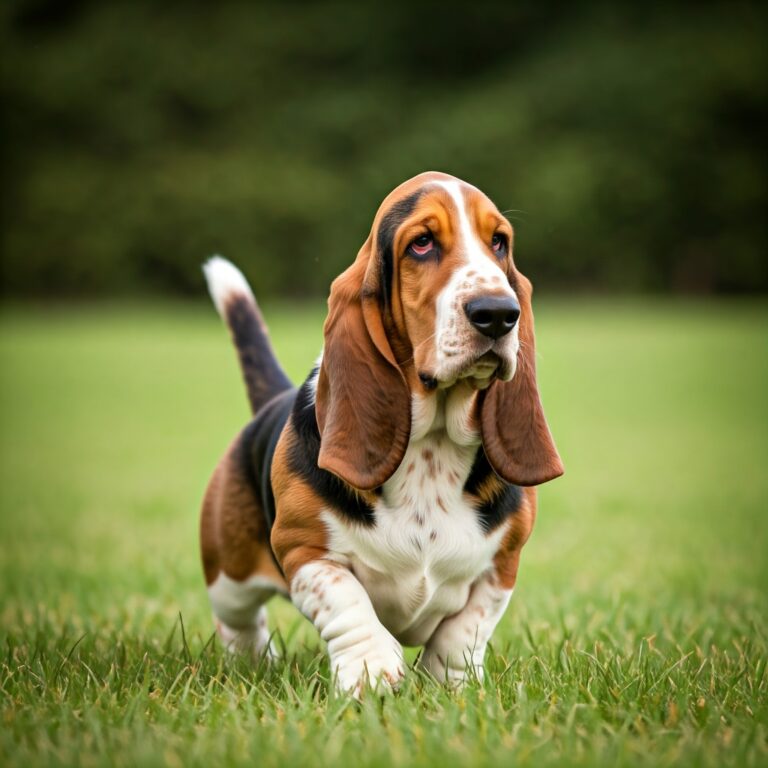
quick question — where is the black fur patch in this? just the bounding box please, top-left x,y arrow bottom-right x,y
226,295 -> 293,414
464,447 -> 523,533
376,190 -> 424,308
287,368 -> 377,526
242,387 -> 297,533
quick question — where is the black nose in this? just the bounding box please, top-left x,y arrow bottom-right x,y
464,296 -> 520,339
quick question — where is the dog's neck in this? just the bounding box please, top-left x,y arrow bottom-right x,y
379,383 -> 482,511
410,382 -> 482,448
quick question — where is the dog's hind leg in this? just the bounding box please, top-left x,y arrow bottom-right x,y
207,573 -> 278,658
201,435 -> 288,659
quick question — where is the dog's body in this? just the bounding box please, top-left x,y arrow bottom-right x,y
201,172 -> 563,693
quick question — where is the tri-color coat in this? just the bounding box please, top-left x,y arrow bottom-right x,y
200,172 -> 563,695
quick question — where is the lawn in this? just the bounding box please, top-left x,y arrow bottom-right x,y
1,298 -> 766,767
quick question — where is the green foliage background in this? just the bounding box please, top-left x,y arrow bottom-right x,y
2,2 -> 766,298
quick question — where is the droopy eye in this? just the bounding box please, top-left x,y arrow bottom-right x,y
491,233 -> 507,256
408,233 -> 435,259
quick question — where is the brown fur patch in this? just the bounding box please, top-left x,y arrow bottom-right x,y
200,436 -> 287,589
269,426 -> 331,583
492,486 -> 537,590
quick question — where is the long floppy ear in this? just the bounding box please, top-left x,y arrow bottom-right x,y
315,238 -> 411,491
479,269 -> 564,486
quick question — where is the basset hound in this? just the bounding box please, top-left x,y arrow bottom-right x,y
200,171 -> 563,694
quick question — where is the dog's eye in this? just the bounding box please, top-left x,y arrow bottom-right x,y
408,233 -> 435,259
491,233 -> 507,256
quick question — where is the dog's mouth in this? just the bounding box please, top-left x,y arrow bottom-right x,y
420,350 -> 515,391
459,351 -> 499,380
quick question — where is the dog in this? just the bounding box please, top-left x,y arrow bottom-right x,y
200,171 -> 563,694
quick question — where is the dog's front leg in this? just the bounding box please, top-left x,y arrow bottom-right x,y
419,571 -> 512,686
291,560 -> 405,695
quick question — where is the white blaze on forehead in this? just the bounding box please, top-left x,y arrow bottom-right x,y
433,180 -> 511,285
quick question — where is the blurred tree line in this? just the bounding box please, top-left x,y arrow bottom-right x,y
1,1 -> 766,298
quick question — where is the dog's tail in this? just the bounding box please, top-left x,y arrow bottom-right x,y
203,256 -> 292,415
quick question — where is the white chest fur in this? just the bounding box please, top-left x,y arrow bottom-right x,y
322,392 -> 507,646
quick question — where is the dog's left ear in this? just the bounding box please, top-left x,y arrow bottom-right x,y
479,268 -> 564,486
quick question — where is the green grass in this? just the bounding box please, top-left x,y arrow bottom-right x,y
1,298 -> 767,767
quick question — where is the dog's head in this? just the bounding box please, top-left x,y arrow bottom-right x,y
315,171 -> 563,490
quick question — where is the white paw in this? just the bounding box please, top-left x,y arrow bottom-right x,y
331,632 -> 406,697
419,645 -> 485,687
216,607 -> 277,661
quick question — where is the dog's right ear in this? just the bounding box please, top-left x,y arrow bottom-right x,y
315,237 -> 411,491
479,269 -> 563,486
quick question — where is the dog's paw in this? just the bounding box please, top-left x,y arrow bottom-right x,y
215,607 -> 277,662
331,631 -> 405,697
419,645 -> 484,687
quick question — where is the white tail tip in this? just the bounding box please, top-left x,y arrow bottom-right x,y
202,256 -> 255,317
